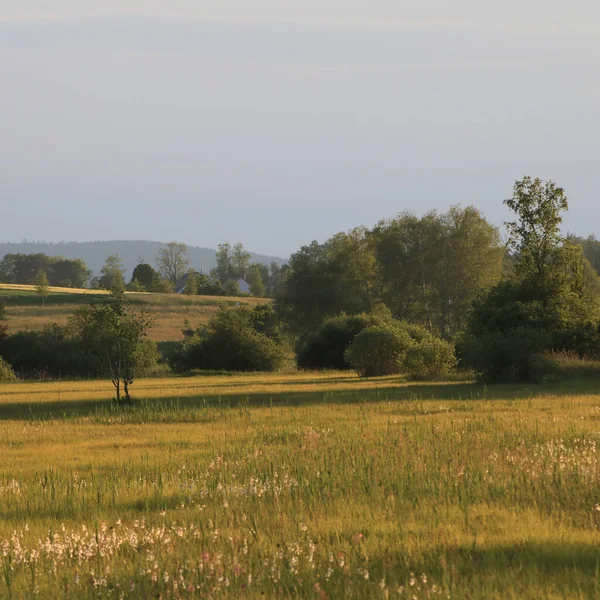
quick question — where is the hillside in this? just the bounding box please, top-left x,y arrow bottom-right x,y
0,240 -> 288,279
0,283 -> 271,342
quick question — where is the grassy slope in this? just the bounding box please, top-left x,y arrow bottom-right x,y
0,284 -> 271,341
2,372 -> 600,598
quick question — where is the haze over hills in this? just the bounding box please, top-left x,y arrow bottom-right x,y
0,241 -> 288,280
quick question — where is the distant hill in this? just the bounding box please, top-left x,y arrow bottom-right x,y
0,241 -> 288,279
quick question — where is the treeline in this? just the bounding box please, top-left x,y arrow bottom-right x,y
0,254 -> 91,288
0,241 -> 290,298
277,205 -> 505,338
2,176 -> 600,390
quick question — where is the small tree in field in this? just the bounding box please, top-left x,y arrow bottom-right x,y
0,300 -> 6,320
35,269 -> 50,306
69,291 -> 155,403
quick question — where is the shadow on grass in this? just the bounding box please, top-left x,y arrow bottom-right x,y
2,374 -> 600,422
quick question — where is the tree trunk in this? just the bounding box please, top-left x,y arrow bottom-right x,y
123,378 -> 132,403
113,378 -> 121,403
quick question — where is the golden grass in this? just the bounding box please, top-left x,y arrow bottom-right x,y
1,285 -> 271,341
3,373 -> 600,598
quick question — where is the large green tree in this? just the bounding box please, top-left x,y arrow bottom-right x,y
131,263 -> 159,290
50,258 -> 91,288
465,177 -> 600,381
69,292 -> 155,403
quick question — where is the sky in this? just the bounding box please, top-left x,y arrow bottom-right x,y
1,1 -> 599,257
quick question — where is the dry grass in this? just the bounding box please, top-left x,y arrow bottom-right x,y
0,284 -> 271,341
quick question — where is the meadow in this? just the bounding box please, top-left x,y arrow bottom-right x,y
2,371 -> 600,598
0,284 -> 270,342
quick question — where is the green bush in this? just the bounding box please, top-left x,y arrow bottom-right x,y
0,325 -> 101,379
404,336 -> 457,380
172,305 -> 286,373
344,325 -> 411,377
464,326 -> 553,383
0,356 -> 16,381
344,320 -> 458,379
297,313 -> 384,370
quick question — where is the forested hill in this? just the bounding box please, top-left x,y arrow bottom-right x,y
0,241 -> 287,279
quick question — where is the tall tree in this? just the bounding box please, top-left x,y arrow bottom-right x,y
156,242 -> 190,284
373,207 -> 503,337
503,176 -> 593,320
34,269 -> 50,306
232,243 -> 251,279
247,264 -> 266,297
98,254 -> 126,290
214,243 -> 233,283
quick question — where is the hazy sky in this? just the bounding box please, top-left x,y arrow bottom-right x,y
2,1 -> 599,256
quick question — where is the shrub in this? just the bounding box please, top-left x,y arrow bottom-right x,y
344,325 -> 412,377
297,314 -> 383,370
463,327 -> 553,383
172,305 -> 286,373
0,325 -> 101,379
404,336 -> 457,380
0,300 -> 6,320
552,322 -> 600,358
0,356 -> 16,382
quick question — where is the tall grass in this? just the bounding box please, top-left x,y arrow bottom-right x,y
1,373 -> 600,597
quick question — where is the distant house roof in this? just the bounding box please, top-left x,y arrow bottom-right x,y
236,278 -> 251,294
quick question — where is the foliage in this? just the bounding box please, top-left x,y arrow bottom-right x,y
172,305 -> 285,373
277,228 -> 377,335
344,325 -> 411,377
223,280 -> 241,296
404,336 -> 458,380
69,291 -> 155,402
0,324 -> 100,379
231,242 -> 252,279
464,326 -> 553,383
569,234 -> 600,275
98,254 -> 126,291
0,253 -> 91,287
247,264 -> 266,297
196,273 -> 225,296
345,320 -> 457,379
214,243 -> 234,283
465,177 -> 600,382
183,269 -> 198,295
34,269 -> 50,305
278,208 -> 503,338
156,242 -> 190,284
0,356 -> 16,381
297,313 -> 384,371
0,299 -> 5,320
373,206 -> 504,337
131,263 -> 159,290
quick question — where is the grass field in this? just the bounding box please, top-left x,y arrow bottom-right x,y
2,372 -> 600,598
0,284 -> 270,342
